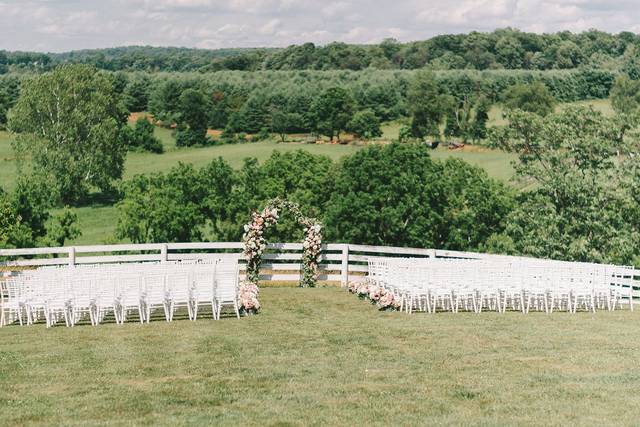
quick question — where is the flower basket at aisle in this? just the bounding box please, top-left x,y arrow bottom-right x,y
347,278 -> 400,311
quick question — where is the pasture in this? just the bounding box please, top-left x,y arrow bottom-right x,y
1,286 -> 638,426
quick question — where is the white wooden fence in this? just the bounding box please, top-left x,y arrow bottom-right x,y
0,242 -> 501,284
1,242 -> 639,300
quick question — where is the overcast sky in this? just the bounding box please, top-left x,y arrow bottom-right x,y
0,0 -> 639,52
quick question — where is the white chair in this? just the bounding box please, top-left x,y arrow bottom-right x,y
117,274 -> 144,324
191,264 -> 217,320
165,271 -> 191,321
214,262 -> 240,320
1,278 -> 28,326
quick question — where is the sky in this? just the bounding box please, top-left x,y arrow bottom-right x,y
0,0 -> 639,52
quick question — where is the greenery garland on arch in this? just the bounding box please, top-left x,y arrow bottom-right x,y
242,198 -> 323,303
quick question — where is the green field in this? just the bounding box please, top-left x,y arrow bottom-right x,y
0,287 -> 638,425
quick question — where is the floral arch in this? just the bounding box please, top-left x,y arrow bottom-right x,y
240,198 -> 323,313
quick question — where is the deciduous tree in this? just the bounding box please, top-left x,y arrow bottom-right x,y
8,64 -> 128,203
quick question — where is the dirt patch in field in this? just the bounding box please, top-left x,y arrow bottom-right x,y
128,112 -> 153,123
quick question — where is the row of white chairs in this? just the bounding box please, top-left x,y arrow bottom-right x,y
1,259 -> 241,327
368,256 -> 636,314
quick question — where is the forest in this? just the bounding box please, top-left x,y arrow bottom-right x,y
2,28 -> 640,72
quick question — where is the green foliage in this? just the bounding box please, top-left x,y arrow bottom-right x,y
324,143 -> 512,249
122,74 -> 150,111
0,174 -> 75,249
408,71 -> 453,140
253,128 -> 271,142
122,118 -> 163,153
7,64 -> 128,203
503,81 -> 556,116
445,96 -> 478,142
148,78 -> 184,124
348,109 -> 382,139
610,75 -> 640,114
311,87 -> 355,141
471,95 -> 491,142
1,67 -> 619,138
621,45 -> 640,80
176,88 -> 210,146
9,29 -> 636,72
398,125 -> 413,143
253,151 -> 334,241
439,158 -> 514,250
271,109 -> 303,142
10,174 -> 54,245
0,189 -> 27,248
116,151 -> 336,244
116,164 -> 208,243
45,207 -> 81,247
0,75 -> 20,128
175,128 -> 211,147
490,107 -> 640,263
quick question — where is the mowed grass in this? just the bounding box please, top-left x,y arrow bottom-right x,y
0,287 -> 639,426
124,133 -> 362,179
0,130 -> 18,192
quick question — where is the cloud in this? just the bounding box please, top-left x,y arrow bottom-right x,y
322,2 -> 350,17
259,19 -> 281,35
0,0 -> 638,52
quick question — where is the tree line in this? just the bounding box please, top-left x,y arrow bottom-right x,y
2,29 -> 640,73
115,146 -> 514,253
0,67 -> 617,139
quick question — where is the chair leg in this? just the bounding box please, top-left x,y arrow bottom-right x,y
192,301 -> 198,321
187,300 -> 194,321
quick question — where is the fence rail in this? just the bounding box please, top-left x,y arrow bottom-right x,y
1,242 -> 639,300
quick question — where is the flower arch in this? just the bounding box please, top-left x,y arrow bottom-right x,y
240,198 -> 323,313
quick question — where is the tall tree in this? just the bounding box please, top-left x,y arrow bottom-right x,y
325,143 -> 511,249
610,75 -> 640,142
348,109 -> 382,140
407,71 -> 453,142
311,87 -> 354,142
610,75 -> 640,115
175,88 -> 210,147
502,81 -> 556,117
8,64 -> 128,203
489,107 -> 640,263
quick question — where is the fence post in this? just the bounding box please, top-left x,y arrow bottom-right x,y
341,244 -> 349,287
429,249 -> 436,259
160,244 -> 168,263
68,247 -> 76,267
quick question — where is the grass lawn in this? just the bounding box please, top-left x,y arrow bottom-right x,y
124,138 -> 362,178
1,287 -> 638,425
60,204 -> 120,245
0,130 -> 18,192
